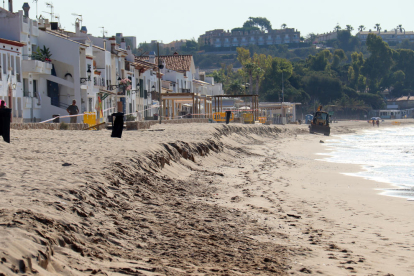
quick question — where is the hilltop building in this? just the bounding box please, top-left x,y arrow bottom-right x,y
357,29 -> 414,44
312,31 -> 338,43
199,28 -> 301,48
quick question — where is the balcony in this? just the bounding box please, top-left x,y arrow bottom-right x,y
22,60 -> 52,75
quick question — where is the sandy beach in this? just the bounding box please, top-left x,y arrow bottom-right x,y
0,119 -> 413,275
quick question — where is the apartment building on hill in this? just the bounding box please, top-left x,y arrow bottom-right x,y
357,29 -> 414,44
199,28 -> 301,48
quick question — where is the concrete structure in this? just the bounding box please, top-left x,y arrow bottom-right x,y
199,28 -> 301,48
357,29 -> 414,44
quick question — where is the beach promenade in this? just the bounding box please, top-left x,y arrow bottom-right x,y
0,120 -> 413,275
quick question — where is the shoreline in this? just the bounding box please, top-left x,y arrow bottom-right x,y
276,121 -> 414,275
320,123 -> 414,201
0,121 -> 414,275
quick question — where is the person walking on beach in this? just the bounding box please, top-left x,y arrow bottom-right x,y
376,119 -> 380,127
372,119 -> 375,126
66,100 -> 79,123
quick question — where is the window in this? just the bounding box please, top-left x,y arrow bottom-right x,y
16,56 -> 21,82
11,55 -> 15,75
23,78 -> 28,96
33,80 -> 37,98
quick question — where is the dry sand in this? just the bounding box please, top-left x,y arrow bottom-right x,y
0,119 -> 413,275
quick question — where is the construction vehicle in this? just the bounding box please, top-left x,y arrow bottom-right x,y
309,106 -> 330,136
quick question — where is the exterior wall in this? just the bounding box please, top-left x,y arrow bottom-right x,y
357,30 -> 414,43
0,43 -> 23,121
37,31 -> 83,122
314,31 -> 338,43
200,28 -> 301,48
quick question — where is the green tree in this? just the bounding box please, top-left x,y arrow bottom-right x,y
243,17 -> 272,31
303,74 -> 343,104
358,25 -> 366,32
260,57 -> 293,100
334,24 -> 342,32
281,23 -> 287,29
236,47 -> 251,65
393,49 -> 414,89
227,80 -> 244,95
361,34 -> 393,92
332,49 -> 347,68
346,25 -> 354,32
307,50 -> 332,71
374,23 -> 381,32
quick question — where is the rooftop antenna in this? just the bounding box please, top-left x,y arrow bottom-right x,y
45,2 -> 53,21
55,14 -> 61,28
33,0 -> 38,18
71,13 -> 82,27
99,26 -> 107,38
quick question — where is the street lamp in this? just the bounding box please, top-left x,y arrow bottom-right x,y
87,66 -> 91,81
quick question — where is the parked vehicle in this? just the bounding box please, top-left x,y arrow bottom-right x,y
309,106 -> 330,136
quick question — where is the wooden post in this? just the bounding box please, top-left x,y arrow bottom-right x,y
192,94 -> 195,118
172,100 -> 175,119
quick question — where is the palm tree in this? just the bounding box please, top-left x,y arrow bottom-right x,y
334,24 -> 341,32
397,24 -> 405,34
244,62 -> 256,94
253,67 -> 264,95
346,25 -> 354,32
358,25 -> 366,32
374,23 -> 381,32
281,23 -> 287,29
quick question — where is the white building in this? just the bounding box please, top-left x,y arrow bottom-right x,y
357,29 -> 414,44
0,4 -> 52,122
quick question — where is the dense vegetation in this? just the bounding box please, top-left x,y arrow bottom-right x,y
210,34 -> 414,115
134,20 -> 414,116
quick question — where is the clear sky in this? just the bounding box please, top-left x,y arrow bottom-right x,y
10,0 -> 414,45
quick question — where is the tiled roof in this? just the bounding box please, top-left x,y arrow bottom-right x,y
133,59 -> 158,71
135,55 -> 193,72
0,38 -> 25,47
44,30 -> 88,47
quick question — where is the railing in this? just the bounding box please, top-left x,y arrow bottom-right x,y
50,99 -> 70,109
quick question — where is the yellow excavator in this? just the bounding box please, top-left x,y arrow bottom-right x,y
309,106 -> 330,136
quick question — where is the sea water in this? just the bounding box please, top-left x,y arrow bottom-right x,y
319,126 -> 414,200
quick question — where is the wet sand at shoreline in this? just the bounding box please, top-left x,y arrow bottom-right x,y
0,119 -> 413,275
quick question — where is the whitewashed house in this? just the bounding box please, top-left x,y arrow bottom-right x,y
0,4 -> 52,122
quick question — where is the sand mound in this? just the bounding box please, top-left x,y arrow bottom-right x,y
0,125 -> 303,275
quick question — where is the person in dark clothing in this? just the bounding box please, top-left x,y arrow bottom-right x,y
66,100 -> 79,123
0,100 -> 11,143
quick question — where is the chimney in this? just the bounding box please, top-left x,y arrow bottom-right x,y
75,21 -> 80,36
121,38 -> 126,50
103,39 -> 107,51
8,0 -> 13,13
109,36 -> 116,54
149,51 -> 156,64
22,2 -> 30,17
